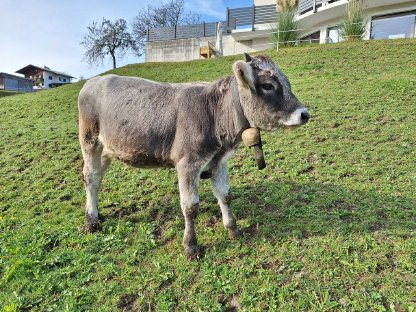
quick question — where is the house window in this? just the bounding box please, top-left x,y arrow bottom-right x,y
63,78 -> 66,82
327,26 -> 343,43
59,77 -> 62,81
49,76 -> 52,80
371,11 -> 416,39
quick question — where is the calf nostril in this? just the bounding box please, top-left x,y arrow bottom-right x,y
300,111 -> 310,122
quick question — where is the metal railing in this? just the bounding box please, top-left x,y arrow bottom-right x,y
227,4 -> 277,30
298,0 -> 341,15
147,22 -> 226,42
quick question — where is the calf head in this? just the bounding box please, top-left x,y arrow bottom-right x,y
233,53 -> 310,130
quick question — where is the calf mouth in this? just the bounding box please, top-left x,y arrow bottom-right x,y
281,108 -> 310,127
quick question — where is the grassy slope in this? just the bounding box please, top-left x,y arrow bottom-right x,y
0,39 -> 415,311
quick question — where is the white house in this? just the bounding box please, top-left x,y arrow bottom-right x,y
291,0 -> 416,43
145,0 -> 416,62
15,65 -> 74,90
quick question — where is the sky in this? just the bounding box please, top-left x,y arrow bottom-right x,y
0,0 -> 252,80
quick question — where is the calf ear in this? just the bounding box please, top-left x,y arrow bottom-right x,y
244,53 -> 252,62
233,61 -> 255,91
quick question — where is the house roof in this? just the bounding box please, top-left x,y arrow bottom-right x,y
15,64 -> 75,79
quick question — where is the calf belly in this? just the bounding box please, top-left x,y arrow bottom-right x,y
100,133 -> 175,169
116,153 -> 174,168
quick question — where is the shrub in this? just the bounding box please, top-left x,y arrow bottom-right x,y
271,7 -> 299,47
339,0 -> 366,41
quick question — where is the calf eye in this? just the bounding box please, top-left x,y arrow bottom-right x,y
262,83 -> 274,91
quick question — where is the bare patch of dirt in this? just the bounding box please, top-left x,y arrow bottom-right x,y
117,294 -> 138,312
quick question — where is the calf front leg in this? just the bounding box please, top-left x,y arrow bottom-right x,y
211,161 -> 241,239
176,160 -> 201,260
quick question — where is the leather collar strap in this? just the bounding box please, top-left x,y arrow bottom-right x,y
231,80 -> 251,131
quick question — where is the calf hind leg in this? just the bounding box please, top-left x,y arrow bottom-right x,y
81,141 -> 111,232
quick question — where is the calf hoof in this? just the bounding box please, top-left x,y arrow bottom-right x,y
228,228 -> 242,240
84,221 -> 101,233
84,214 -> 101,233
184,244 -> 201,260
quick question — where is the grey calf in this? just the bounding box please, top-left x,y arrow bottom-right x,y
78,53 -> 309,259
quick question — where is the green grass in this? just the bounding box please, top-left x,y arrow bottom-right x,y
1,39 -> 415,311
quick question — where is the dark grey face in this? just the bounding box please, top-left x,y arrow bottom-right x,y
233,54 -> 310,130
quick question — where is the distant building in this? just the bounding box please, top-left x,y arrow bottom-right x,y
145,0 -> 416,62
16,65 -> 74,90
0,72 -> 34,93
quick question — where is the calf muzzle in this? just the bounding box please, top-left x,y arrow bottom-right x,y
242,128 -> 266,170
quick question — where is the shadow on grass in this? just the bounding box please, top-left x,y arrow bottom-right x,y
77,176 -> 415,310
0,91 -> 21,98
97,176 -> 414,246
226,179 -> 414,241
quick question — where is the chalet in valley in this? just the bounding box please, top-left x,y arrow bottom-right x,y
15,65 -> 74,90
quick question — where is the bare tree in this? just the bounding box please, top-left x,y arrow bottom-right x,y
131,0 -> 201,56
81,18 -> 135,69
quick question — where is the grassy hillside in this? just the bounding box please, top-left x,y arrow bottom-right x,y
1,39 -> 415,311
